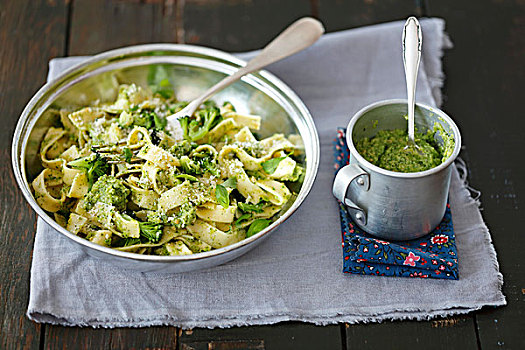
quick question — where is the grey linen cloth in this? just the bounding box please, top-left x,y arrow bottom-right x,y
28,18 -> 506,328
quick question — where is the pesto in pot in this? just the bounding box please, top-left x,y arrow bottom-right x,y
355,127 -> 454,173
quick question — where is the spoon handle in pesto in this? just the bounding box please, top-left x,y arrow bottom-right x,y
402,17 -> 422,143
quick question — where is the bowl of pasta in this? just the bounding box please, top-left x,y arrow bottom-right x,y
12,44 -> 319,273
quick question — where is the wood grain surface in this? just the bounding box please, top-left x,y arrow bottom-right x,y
0,0 -> 68,349
1,0 -> 523,349
344,316 -> 479,350
182,0 -> 311,51
428,0 -> 525,349
179,323 -> 342,350
44,327 -> 178,349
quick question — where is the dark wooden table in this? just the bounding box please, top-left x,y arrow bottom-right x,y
1,0 -> 524,349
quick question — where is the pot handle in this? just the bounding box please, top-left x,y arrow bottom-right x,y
332,164 -> 369,225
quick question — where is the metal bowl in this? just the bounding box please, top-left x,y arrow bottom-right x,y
12,44 -> 319,273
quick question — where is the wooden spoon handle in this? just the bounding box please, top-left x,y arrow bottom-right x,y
191,17 -> 325,109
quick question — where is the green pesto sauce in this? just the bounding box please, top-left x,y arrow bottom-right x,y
84,175 -> 130,211
355,126 -> 454,173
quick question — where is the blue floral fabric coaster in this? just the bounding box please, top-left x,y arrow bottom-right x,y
333,128 -> 459,280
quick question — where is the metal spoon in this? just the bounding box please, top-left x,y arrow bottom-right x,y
402,16 -> 422,148
167,17 -> 325,133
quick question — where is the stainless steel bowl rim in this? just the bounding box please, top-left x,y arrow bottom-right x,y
346,99 -> 462,178
12,43 -> 320,263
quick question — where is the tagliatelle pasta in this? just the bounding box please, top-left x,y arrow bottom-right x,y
31,83 -> 304,256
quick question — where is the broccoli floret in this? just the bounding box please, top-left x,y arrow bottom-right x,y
179,156 -> 202,175
132,111 -> 154,129
171,202 -> 196,229
123,238 -> 141,247
69,154 -> 109,189
138,221 -> 163,243
193,148 -> 220,177
178,116 -> 190,140
178,153 -> 219,177
83,175 -> 130,211
153,112 -> 167,130
181,145 -> 220,177
120,109 -> 167,132
179,106 -> 222,141
170,140 -> 194,158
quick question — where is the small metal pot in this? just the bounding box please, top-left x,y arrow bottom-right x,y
332,99 -> 461,240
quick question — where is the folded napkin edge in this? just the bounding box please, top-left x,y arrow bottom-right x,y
27,294 -> 506,329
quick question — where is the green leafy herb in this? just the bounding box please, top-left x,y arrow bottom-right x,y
261,155 -> 288,174
246,219 -> 271,237
215,184 -> 229,208
138,221 -> 163,243
69,154 -> 109,189
123,147 -> 133,162
238,202 -> 265,213
155,79 -> 174,99
235,213 -> 251,226
222,177 -> 237,189
288,165 -> 305,182
222,101 -> 236,112
147,65 -> 174,99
